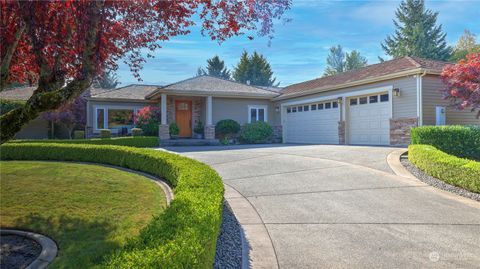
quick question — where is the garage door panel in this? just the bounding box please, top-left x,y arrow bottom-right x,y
348,93 -> 390,145
285,106 -> 339,144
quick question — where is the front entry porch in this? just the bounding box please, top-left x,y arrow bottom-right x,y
157,93 -> 216,142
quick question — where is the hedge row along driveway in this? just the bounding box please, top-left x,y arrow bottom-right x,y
9,136 -> 159,148
0,143 -> 224,268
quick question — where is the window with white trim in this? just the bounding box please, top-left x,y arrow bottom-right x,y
248,106 -> 267,123
94,106 -> 140,131
95,108 -> 105,130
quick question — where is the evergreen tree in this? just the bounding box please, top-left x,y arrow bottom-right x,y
450,29 -> 480,62
323,45 -> 367,77
196,67 -> 206,77
382,0 -> 452,61
205,55 -> 231,79
93,70 -> 119,89
232,51 -> 278,86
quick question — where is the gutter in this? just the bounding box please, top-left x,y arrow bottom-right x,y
274,68 -> 440,101
416,70 -> 427,126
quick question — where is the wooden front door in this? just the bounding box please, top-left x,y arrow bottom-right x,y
175,100 -> 192,137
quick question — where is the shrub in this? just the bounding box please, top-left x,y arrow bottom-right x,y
100,129 -> 111,139
169,123 -> 179,136
0,143 -> 224,268
131,128 -> 142,137
409,144 -> 480,193
239,121 -> 273,144
135,106 -> 161,136
73,130 -> 85,139
194,121 -> 204,135
410,125 -> 480,160
215,119 -> 240,139
9,137 -> 159,148
0,99 -> 25,115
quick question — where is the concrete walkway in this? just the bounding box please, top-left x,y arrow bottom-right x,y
166,144 -> 480,268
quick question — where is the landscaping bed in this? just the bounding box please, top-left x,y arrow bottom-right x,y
0,143 -> 224,268
8,136 -> 159,148
408,145 -> 480,194
0,234 -> 41,269
0,161 -> 166,268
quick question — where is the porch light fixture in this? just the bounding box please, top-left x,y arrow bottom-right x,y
337,97 -> 343,104
393,88 -> 401,97
275,106 -> 280,112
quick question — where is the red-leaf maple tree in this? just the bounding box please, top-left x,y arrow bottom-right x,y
441,53 -> 480,118
0,0 -> 290,143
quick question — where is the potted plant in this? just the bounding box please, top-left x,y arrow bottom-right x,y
193,121 -> 204,139
169,123 -> 180,139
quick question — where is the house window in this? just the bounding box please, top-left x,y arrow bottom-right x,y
304,105 -> 309,111
332,101 -> 338,108
369,95 -> 378,103
311,104 -> 317,110
350,98 -> 357,105
96,108 -> 105,130
318,103 -> 324,110
287,107 -> 291,113
248,106 -> 267,123
359,97 -> 368,104
108,109 -> 135,129
380,93 -> 389,102
298,106 -> 303,112
325,102 -> 331,109
292,107 -> 297,112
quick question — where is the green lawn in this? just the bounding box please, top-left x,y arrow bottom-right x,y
0,161 -> 166,268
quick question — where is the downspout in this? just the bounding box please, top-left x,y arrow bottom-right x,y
416,70 -> 427,126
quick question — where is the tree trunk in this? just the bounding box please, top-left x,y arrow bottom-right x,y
0,23 -> 26,90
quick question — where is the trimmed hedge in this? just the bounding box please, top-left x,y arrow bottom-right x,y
410,125 -> 480,160
8,136 -> 159,148
0,143 -> 224,268
239,121 -> 273,144
408,144 -> 480,193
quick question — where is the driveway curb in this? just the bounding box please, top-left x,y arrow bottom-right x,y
1,229 -> 58,269
224,183 -> 279,269
386,149 -> 415,179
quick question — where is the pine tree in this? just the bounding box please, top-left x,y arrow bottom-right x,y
196,67 -> 206,77
382,0 -> 452,61
93,70 -> 119,89
205,55 -> 231,79
323,45 -> 367,77
232,51 -> 278,86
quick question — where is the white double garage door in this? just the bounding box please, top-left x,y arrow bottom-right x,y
284,92 -> 390,145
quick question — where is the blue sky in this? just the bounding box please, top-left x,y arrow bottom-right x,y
116,0 -> 480,87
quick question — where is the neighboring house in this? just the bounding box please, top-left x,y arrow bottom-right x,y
2,57 -> 478,145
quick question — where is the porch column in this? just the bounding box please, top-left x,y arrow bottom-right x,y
204,96 -> 215,139
158,93 -> 170,140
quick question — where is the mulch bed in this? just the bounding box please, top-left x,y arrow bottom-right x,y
0,234 -> 42,269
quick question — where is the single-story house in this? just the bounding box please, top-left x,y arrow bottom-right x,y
2,56 -> 478,145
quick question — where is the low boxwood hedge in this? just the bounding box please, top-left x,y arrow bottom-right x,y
408,144 -> 480,193
8,136 -> 159,148
410,125 -> 480,160
0,143 -> 224,268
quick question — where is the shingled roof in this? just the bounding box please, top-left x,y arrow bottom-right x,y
90,84 -> 159,100
147,75 -> 279,99
0,86 -> 109,101
278,57 -> 450,99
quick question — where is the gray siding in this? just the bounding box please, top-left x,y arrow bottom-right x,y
212,97 -> 276,125
422,75 -> 479,125
278,76 -> 418,120
15,116 -> 49,139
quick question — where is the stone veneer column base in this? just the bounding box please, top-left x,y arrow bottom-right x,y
338,121 -> 346,145
158,124 -> 170,140
390,118 -> 418,145
272,125 -> 283,143
204,125 -> 215,140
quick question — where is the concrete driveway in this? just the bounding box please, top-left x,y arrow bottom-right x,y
166,144 -> 480,268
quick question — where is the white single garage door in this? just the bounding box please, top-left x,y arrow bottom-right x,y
348,93 -> 390,145
285,100 -> 339,144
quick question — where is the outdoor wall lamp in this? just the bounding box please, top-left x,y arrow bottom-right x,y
275,106 -> 280,112
393,88 -> 401,96
337,97 -> 343,104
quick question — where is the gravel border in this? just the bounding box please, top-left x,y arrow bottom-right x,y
214,202 -> 243,269
400,155 -> 480,202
